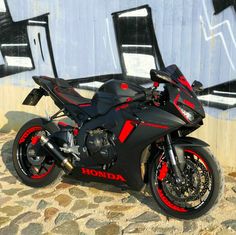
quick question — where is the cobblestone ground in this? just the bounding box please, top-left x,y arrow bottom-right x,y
0,132 -> 236,235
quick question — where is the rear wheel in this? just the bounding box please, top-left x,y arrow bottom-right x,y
149,146 -> 224,219
12,118 -> 62,187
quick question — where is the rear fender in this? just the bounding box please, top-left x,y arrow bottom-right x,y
23,88 -> 47,106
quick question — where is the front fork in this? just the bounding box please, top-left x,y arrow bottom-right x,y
164,134 -> 184,183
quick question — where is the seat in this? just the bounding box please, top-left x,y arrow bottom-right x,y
37,76 -> 91,106
54,85 -> 91,105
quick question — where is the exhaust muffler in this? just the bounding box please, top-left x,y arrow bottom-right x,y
40,135 -> 74,172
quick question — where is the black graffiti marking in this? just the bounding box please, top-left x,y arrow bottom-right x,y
38,33 -> 45,62
112,5 -> 165,83
0,0 -> 57,78
198,80 -> 236,110
213,0 -> 236,15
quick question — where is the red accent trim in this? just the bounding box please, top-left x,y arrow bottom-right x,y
154,82 -> 159,88
118,120 -> 136,143
157,188 -> 187,212
58,121 -> 69,127
120,83 -> 129,90
79,103 -> 91,107
140,122 -> 169,129
115,104 -> 129,111
31,163 -> 55,179
174,94 -> 180,106
179,87 -> 192,97
178,76 -> 193,91
183,100 -> 195,109
73,128 -> 79,136
19,126 -> 42,144
31,136 -> 41,145
185,149 -> 210,171
81,168 -> 126,182
54,86 -> 78,106
158,162 -> 168,181
174,94 -> 189,123
126,97 -> 133,102
118,120 -> 168,143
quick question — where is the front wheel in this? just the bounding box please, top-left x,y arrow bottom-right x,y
149,146 -> 224,220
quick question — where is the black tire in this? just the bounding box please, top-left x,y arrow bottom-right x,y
149,146 -> 224,220
12,118 -> 62,188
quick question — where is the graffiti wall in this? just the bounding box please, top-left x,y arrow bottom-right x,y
0,0 -> 236,166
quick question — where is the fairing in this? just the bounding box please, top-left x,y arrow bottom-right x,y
161,65 -> 205,120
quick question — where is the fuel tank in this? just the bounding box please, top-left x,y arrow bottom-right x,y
92,79 -> 145,114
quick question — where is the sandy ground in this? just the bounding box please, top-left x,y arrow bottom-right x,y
0,131 -> 236,235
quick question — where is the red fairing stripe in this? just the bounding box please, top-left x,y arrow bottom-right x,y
185,149 -> 210,171
126,97 -> 133,102
178,76 -> 193,91
31,163 -> 55,179
115,104 -> 129,111
118,120 -> 135,143
19,126 -> 42,144
174,94 -> 189,123
157,188 -> 187,212
58,121 -> 69,127
79,103 -> 91,107
183,100 -> 195,109
174,94 -> 180,106
54,86 -> 77,106
140,122 -> 168,129
118,120 -> 168,143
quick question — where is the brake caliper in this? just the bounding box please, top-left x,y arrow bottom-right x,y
158,162 -> 168,181
31,136 -> 41,145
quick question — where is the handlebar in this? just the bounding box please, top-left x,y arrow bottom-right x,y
133,92 -> 146,101
133,88 -> 154,101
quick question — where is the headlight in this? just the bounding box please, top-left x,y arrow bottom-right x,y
177,104 -> 196,122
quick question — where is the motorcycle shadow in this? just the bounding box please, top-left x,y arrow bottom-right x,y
0,139 -> 164,216
0,111 -> 39,133
61,174 -> 164,215
1,139 -> 18,178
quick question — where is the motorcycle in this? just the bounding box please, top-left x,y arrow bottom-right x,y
12,64 -> 223,219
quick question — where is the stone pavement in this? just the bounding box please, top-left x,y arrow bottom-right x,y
0,132 -> 236,235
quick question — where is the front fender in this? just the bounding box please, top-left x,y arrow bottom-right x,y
173,137 -> 209,147
172,137 -> 209,169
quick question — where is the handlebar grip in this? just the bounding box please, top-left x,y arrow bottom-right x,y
144,88 -> 153,97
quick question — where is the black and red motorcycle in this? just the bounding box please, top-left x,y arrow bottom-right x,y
12,64 -> 223,219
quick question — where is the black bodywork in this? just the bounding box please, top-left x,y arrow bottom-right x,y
213,0 -> 236,15
23,63 -> 205,190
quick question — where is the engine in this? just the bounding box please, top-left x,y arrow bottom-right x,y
86,129 -> 117,165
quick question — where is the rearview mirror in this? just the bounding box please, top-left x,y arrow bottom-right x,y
192,80 -> 203,92
150,69 -> 173,84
